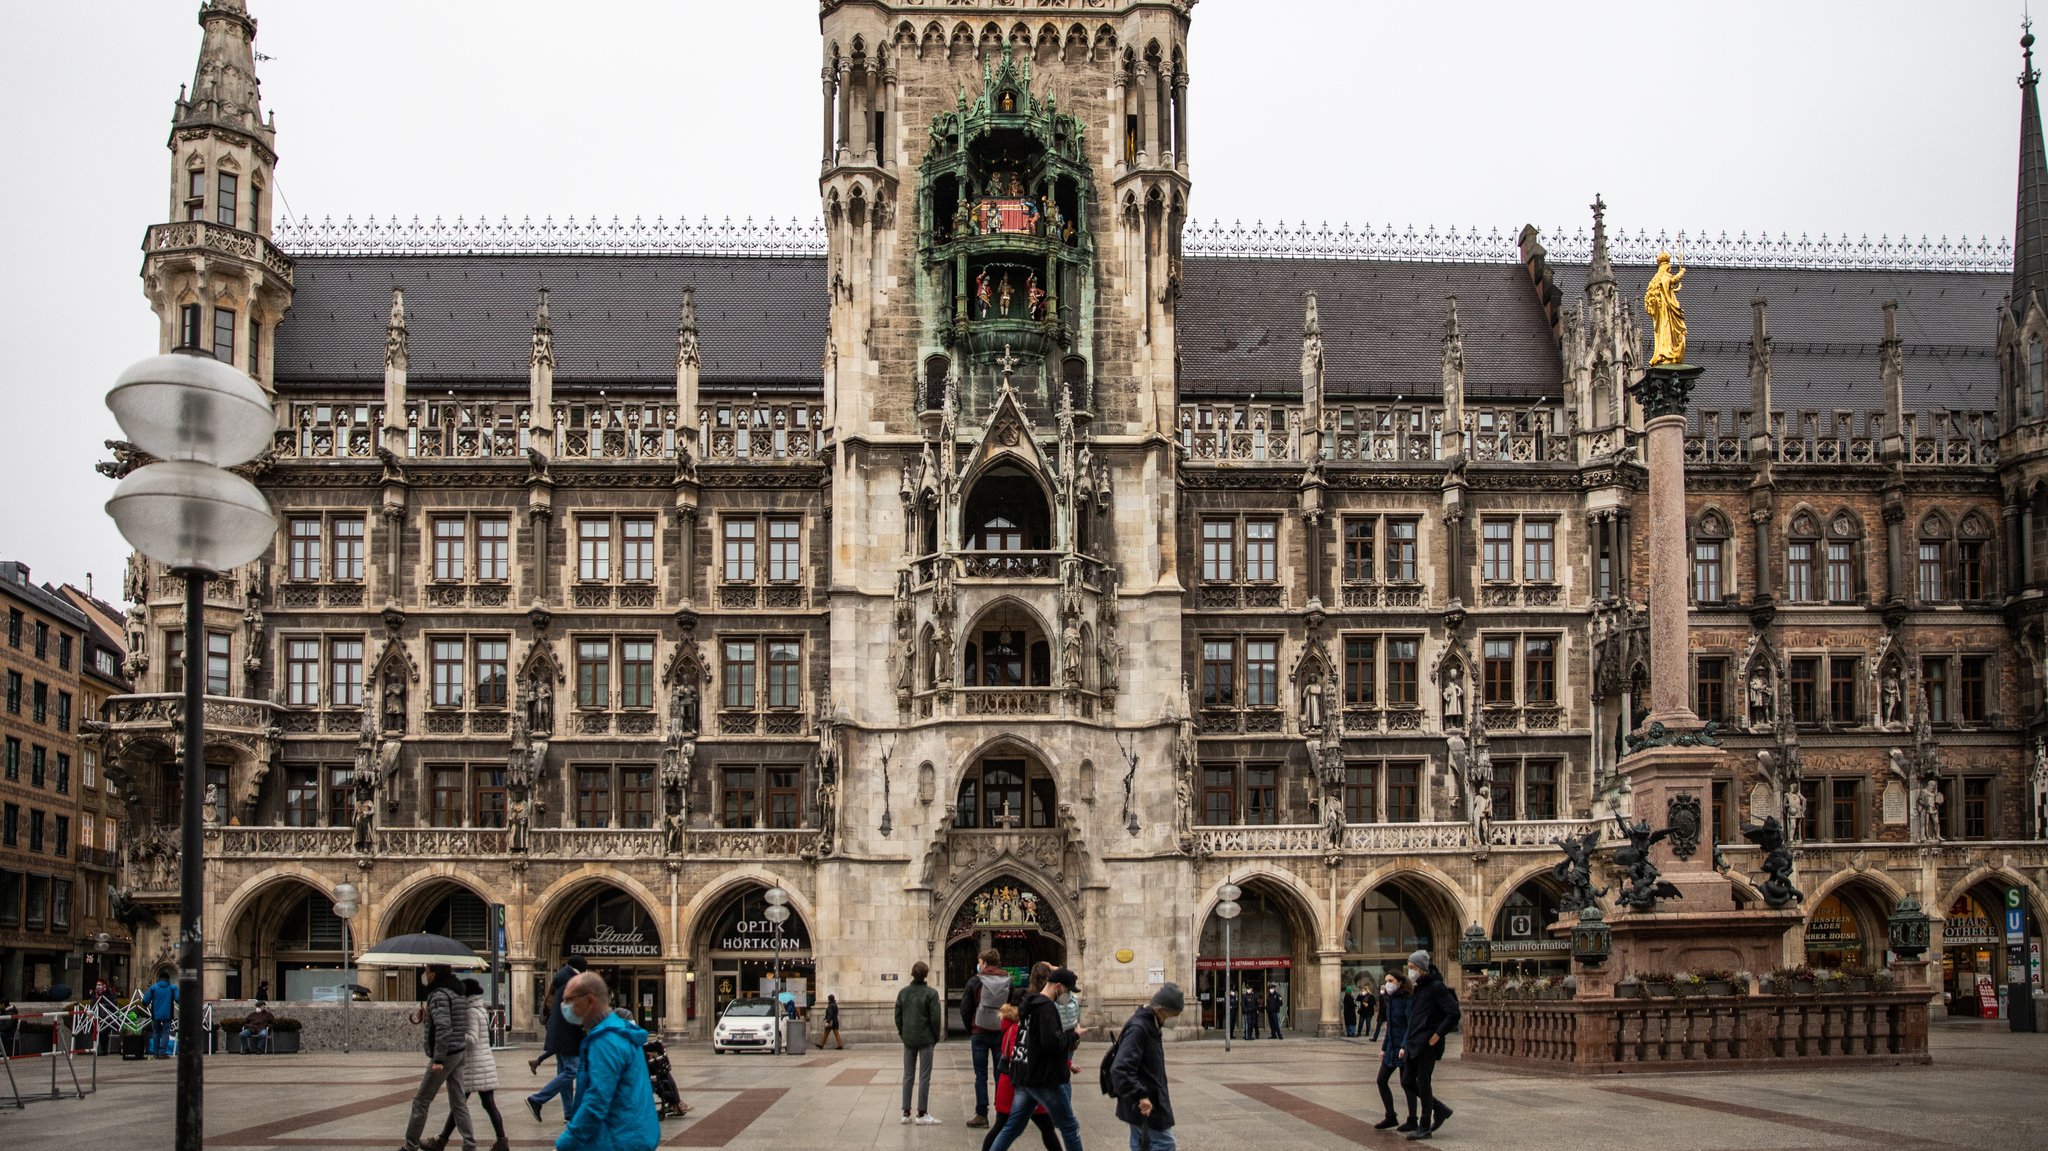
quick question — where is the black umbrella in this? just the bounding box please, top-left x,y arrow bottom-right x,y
355,932 -> 488,969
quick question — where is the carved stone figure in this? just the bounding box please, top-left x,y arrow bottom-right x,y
380,677 -> 406,735
1747,670 -> 1773,730
663,802 -> 686,856
2033,737 -> 2048,840
203,783 -> 220,827
1916,778 -> 1944,844
669,678 -> 700,743
1551,828 -> 1607,914
1441,669 -> 1464,721
527,673 -> 554,735
1612,815 -> 1680,912
506,795 -> 530,854
1300,672 -> 1326,733
351,775 -> 378,853
1443,732 -> 1467,804
1741,816 -> 1802,909
1097,622 -> 1121,694
1783,786 -> 1808,843
1322,792 -> 1346,850
1061,621 -> 1083,688
1880,669 -> 1903,729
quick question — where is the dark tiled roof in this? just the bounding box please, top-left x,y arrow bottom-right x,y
1177,257 -> 1563,400
0,563 -> 89,632
1551,263 -> 2006,415
274,255 -> 829,390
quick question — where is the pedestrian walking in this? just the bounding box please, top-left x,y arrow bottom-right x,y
985,967 -> 1084,1151
423,979 -> 508,1151
1109,983 -> 1184,1151
1240,986 -> 1261,1041
963,947 -> 1013,1127
981,1003 -> 1057,1151
820,994 -> 845,1049
142,969 -> 177,1058
894,960 -> 944,1125
400,964 -> 474,1151
1373,969 -> 1418,1132
1360,987 -> 1378,1040
1370,981 -> 1388,1041
526,956 -> 588,1123
1265,985 -> 1284,1039
1342,985 -> 1358,1037
551,977 -> 660,1151
1398,950 -> 1461,1141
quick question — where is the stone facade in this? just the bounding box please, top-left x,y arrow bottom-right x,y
100,0 -> 2048,1043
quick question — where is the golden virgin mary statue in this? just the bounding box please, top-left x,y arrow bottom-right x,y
1644,251 -> 1687,365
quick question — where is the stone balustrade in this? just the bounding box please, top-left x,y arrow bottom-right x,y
1191,819 -> 1608,856
106,693 -> 278,735
1462,992 -> 1929,1073
207,824 -> 819,861
144,220 -> 295,286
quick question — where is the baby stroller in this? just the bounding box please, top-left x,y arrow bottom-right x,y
645,1034 -> 691,1119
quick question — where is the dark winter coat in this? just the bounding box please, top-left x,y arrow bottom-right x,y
894,976 -> 943,1049
1110,1006 -> 1174,1131
1404,967 -> 1459,1054
543,962 -> 586,1058
1379,989 -> 1412,1067
421,973 -> 470,1063
1007,991 -> 1072,1088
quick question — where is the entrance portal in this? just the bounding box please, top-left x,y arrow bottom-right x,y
943,879 -> 1067,1033
703,886 -> 814,1027
554,887 -> 664,1032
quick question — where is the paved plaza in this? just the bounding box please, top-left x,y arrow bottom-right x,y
5,1020 -> 2044,1149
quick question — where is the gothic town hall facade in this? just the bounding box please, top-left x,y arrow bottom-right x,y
99,0 -> 2048,1039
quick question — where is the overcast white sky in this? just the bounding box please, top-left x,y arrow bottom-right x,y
0,0 -> 2025,602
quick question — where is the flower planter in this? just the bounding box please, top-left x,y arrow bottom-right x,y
1616,982 -> 1643,999
1790,979 -> 1817,995
1703,981 -> 1735,997
1645,982 -> 1673,998
1845,977 -> 1873,993
270,1030 -> 300,1054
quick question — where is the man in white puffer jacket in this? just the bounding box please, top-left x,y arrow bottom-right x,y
425,979 -> 507,1151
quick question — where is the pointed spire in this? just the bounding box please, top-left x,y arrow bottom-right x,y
1587,194 -> 1614,288
384,287 -> 408,372
179,0 -> 273,148
2016,20 -> 2048,315
676,286 -> 700,370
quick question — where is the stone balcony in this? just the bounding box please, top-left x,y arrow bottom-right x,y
143,220 -> 294,286
104,693 -> 279,743
1190,818 -> 1613,857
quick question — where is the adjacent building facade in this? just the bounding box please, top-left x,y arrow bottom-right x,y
99,0 -> 2048,1039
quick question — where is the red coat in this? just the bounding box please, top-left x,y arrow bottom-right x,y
993,1020 -> 1048,1116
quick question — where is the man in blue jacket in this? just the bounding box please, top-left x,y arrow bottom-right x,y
553,973 -> 659,1151
142,970 -> 177,1058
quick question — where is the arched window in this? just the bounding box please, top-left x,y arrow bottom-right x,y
1957,512 -> 1992,601
955,756 -> 1058,828
1692,510 -> 1730,605
1784,511 -> 1821,603
1824,511 -> 1862,604
1917,511 -> 1952,603
963,465 -> 1051,553
1590,361 -> 1613,429
924,354 -> 951,411
2030,337 -> 2044,420
961,603 -> 1052,687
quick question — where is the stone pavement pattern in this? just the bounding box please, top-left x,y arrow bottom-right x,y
7,1023 -> 2045,1149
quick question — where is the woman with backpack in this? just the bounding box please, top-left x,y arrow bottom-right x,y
981,1003 -> 1058,1151
1373,969 -> 1418,1133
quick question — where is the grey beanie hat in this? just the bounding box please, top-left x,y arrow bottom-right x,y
1408,949 -> 1432,969
1149,982 -> 1186,1012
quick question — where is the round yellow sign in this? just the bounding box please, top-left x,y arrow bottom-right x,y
1115,948 -> 1135,964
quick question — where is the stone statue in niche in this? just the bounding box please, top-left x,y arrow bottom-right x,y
1916,777 -> 1944,844
1061,622 -> 1083,689
526,672 -> 554,736
203,784 -> 220,827
1441,667 -> 1464,723
1467,722 -> 1495,842
669,677 -> 700,742
1880,667 -> 1903,729
1300,672 -> 1326,734
506,794 -> 531,854
662,792 -> 686,856
380,676 -> 406,735
351,772 -> 378,854
1096,622 -> 1121,695
1443,731 -> 1468,804
1747,668 -> 1773,731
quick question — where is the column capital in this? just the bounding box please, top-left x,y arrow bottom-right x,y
1628,364 -> 1704,420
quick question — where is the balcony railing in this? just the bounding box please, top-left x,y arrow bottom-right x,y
1684,408 -> 1997,468
1178,402 -> 1306,462
701,400 -> 823,462
1190,818 -> 1607,856
208,824 -> 820,861
915,689 -> 1097,721
106,694 -> 278,735
143,221 -> 294,286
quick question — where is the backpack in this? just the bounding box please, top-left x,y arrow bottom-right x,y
1440,984 -> 1461,1034
960,981 -> 980,1031
1097,1022 -> 1128,1097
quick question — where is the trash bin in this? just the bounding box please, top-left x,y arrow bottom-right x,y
782,1015 -> 808,1054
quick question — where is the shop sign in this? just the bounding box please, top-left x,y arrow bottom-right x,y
1490,939 -> 1569,954
580,924 -> 660,958
719,921 -> 806,952
1943,916 -> 2000,946
1195,955 -> 1291,971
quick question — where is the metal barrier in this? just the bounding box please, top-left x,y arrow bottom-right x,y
0,1010 -> 91,1106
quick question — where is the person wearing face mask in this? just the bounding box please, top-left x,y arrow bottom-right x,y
986,967 -> 1085,1151
1373,969 -> 1417,1132
1397,950 -> 1460,1141
551,972 -> 660,1151
400,964 -> 474,1151
1110,983 -> 1184,1151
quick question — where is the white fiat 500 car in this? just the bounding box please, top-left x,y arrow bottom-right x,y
712,997 -> 780,1054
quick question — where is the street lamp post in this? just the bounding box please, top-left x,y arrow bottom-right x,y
763,886 -> 790,1056
332,883 -> 360,1054
105,349 -> 278,1151
1216,883 -> 1241,1053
